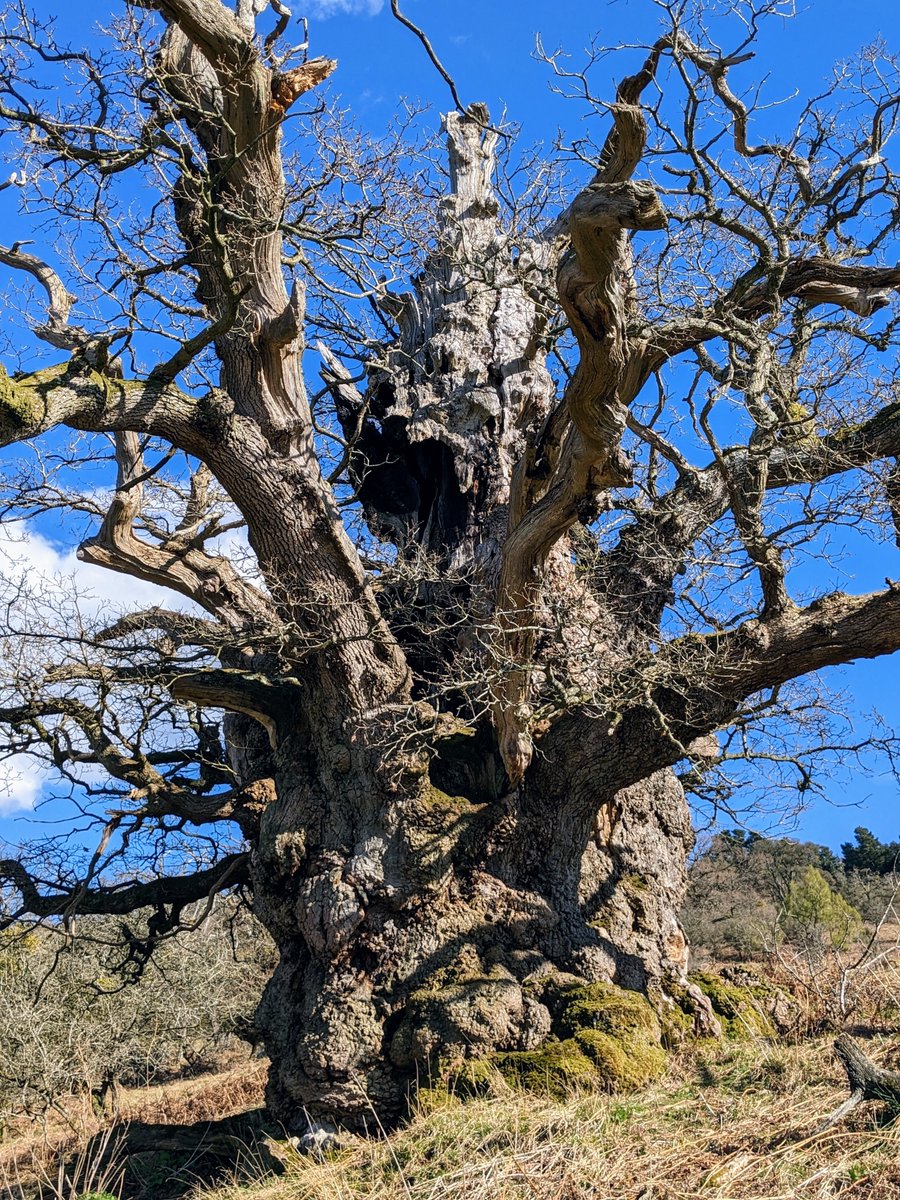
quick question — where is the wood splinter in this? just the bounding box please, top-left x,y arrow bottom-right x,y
269,56 -> 337,117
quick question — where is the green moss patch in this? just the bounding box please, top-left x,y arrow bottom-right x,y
0,363 -> 43,432
555,982 -> 662,1042
492,1040 -> 597,1099
657,997 -> 694,1048
574,1029 -> 666,1089
450,981 -> 669,1102
691,970 -> 776,1039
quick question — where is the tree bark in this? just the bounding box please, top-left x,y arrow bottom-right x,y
248,736 -> 698,1130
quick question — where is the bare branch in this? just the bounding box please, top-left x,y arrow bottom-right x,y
389,0 -> 464,113
0,852 -> 249,924
78,432 -> 274,630
170,667 -> 303,746
0,243 -> 80,350
494,42 -> 669,782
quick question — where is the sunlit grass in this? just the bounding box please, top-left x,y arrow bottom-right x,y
204,1039 -> 900,1200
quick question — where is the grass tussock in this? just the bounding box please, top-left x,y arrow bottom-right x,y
204,1040 -> 900,1200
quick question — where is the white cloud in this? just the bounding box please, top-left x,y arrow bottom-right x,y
0,521 -> 261,612
307,0 -> 384,17
0,754 -> 44,815
0,524 -> 263,814
0,526 -> 185,814
0,522 -> 192,617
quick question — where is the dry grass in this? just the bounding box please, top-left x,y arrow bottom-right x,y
118,1056 -> 268,1129
3,1036 -> 900,1199
0,1056 -> 267,1196
202,1039 -> 900,1200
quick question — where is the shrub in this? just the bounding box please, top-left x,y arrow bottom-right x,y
781,867 -> 863,950
0,898 -> 274,1125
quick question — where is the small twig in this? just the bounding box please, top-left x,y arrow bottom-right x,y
813,1089 -> 863,1135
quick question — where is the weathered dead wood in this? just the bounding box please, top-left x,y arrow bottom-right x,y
814,1035 -> 900,1133
270,57 -> 336,116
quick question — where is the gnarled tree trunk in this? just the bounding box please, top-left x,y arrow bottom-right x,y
241,108 -> 703,1131
250,731 -> 698,1129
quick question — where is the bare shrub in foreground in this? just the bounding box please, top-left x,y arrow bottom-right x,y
0,900 -> 272,1129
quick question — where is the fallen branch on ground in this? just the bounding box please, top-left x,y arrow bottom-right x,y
814,1034 -> 900,1133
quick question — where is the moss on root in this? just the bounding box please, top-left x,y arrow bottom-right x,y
657,996 -> 694,1049
574,1029 -> 667,1089
690,971 -> 776,1039
555,982 -> 662,1042
492,1040 -> 598,1099
450,981 -> 668,1101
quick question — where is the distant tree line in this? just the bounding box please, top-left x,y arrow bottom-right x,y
838,828 -> 900,875
682,826 -> 900,960
717,826 -> 900,876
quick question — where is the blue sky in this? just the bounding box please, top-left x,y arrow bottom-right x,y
2,0 -> 900,853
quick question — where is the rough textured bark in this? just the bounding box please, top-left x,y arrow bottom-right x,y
243,89 -> 710,1121
814,1035 -> 900,1132
2,0 -> 900,1135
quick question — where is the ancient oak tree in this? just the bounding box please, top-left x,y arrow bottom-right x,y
1,0 -> 900,1130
